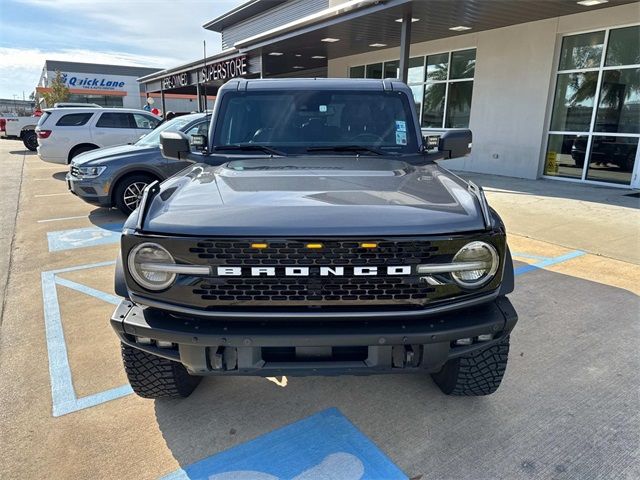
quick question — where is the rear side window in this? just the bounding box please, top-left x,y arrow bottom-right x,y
37,112 -> 51,127
55,113 -> 93,126
96,112 -> 133,128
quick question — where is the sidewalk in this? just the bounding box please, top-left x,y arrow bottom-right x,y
0,141 -> 25,322
456,171 -> 640,265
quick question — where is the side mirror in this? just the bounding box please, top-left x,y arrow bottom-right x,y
190,134 -> 208,152
438,130 -> 472,159
160,131 -> 190,160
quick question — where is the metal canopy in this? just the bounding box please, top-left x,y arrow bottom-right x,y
248,0 -> 635,75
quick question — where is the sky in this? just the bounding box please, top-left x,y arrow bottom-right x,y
0,0 -> 246,100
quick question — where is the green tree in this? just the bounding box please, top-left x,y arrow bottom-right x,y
42,70 -> 70,107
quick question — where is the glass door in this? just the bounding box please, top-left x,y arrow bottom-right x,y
545,25 -> 640,187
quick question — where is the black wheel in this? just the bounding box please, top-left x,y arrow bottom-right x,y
431,336 -> 510,396
121,343 -> 201,399
22,130 -> 37,151
113,173 -> 156,214
69,144 -> 98,162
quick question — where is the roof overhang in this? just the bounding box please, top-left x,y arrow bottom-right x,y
204,0 -> 288,32
240,0 -> 635,75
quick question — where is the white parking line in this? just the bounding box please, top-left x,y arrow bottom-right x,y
35,193 -> 68,197
37,215 -> 88,223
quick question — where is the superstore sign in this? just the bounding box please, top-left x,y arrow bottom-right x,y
202,55 -> 247,82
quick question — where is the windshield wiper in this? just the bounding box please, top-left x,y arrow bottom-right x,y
306,145 -> 385,155
213,144 -> 287,156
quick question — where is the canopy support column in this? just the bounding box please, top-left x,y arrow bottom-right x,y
398,8 -> 413,83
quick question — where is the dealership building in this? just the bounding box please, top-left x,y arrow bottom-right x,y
36,60 -> 210,113
139,0 -> 640,189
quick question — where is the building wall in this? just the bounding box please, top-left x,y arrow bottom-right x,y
328,3 -> 640,179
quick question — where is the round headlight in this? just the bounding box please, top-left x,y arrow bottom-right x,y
451,241 -> 499,288
128,242 -> 176,291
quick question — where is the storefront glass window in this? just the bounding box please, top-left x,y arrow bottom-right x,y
546,26 -> 639,186
446,81 -> 473,128
349,65 -> 365,78
422,83 -> 446,127
425,53 -> 448,81
550,72 -> 598,131
605,25 -> 640,67
350,49 -> 476,129
450,49 -> 476,79
383,60 -> 399,79
365,63 -> 383,79
559,31 -> 605,71
409,85 -> 423,116
594,68 -> 640,134
407,57 -> 424,84
544,134 -> 583,179
585,136 -> 638,185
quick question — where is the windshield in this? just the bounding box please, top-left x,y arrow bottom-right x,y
135,115 -> 202,147
213,90 -> 419,155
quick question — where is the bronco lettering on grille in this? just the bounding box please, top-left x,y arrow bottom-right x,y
215,266 -> 413,277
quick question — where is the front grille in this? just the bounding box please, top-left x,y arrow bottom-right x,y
188,240 -> 439,266
193,277 -> 435,305
181,239 -> 442,306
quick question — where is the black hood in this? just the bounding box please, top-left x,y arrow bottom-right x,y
139,156 -> 485,236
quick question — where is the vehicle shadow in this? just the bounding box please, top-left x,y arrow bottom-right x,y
87,207 -> 128,227
9,150 -> 36,156
152,267 -> 640,479
454,170 -> 639,209
52,172 -> 67,181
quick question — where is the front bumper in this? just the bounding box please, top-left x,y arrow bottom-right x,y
111,296 -> 518,376
66,173 -> 112,207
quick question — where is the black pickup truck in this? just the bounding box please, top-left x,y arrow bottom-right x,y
111,78 -> 517,399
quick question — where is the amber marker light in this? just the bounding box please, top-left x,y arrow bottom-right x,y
306,243 -> 323,249
360,242 -> 378,248
251,243 -> 268,249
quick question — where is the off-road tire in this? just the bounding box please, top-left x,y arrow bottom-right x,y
431,336 -> 510,396
121,343 -> 202,398
22,130 -> 37,151
113,173 -> 156,215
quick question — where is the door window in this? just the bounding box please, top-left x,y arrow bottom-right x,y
96,112 -> 132,128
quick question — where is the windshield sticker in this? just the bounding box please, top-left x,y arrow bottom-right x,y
396,130 -> 407,145
319,105 -> 327,112
395,120 -> 406,132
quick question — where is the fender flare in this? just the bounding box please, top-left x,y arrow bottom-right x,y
114,252 -> 129,298
499,246 -> 515,296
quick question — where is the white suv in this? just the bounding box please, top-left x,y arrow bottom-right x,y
36,107 -> 161,164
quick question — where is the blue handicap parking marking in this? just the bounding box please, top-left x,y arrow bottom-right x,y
162,408 -> 407,480
47,222 -> 123,252
513,250 -> 585,276
41,260 -> 132,417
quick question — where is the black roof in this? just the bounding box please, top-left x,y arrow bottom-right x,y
221,77 -> 407,92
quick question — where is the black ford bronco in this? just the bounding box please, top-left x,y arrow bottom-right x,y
111,78 -> 517,399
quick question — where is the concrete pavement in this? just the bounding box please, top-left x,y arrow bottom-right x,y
457,170 -> 640,265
